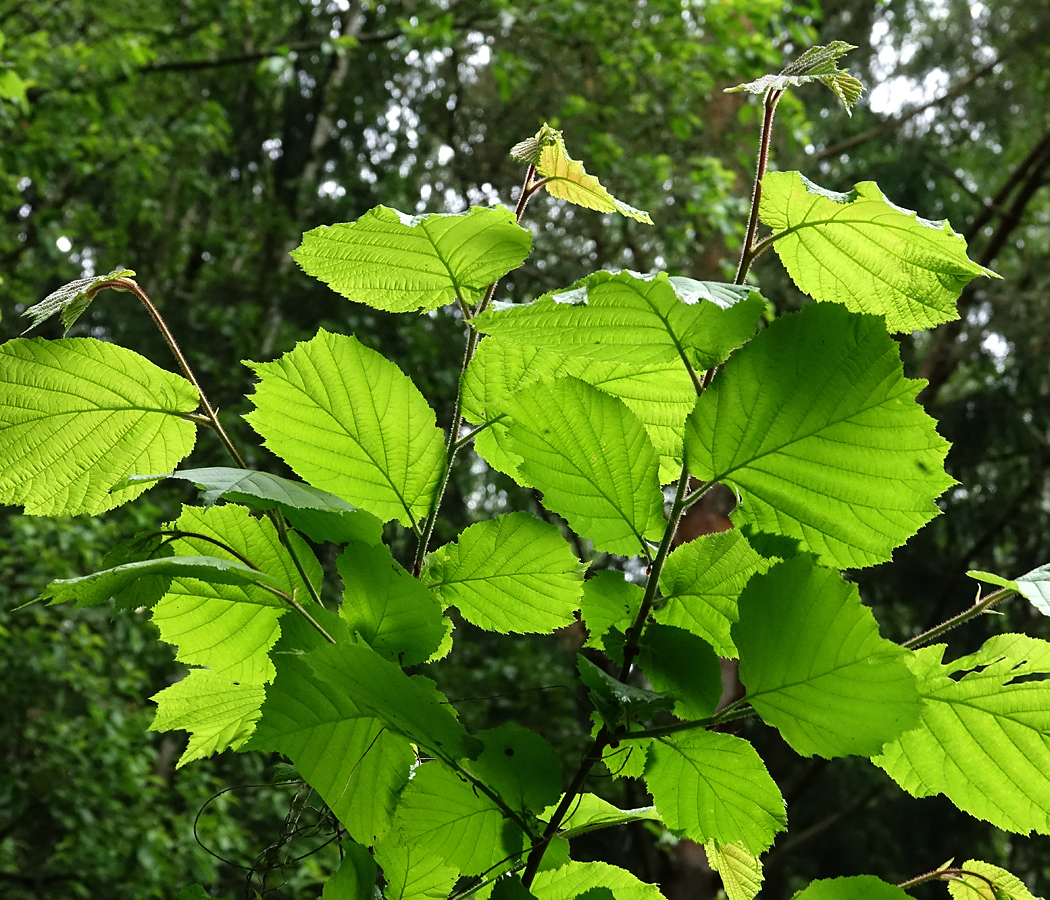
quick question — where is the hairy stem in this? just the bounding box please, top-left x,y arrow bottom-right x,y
903,586 -> 1014,649
897,867 -> 998,893
734,88 -> 783,286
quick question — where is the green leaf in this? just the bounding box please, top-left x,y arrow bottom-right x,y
602,737 -> 650,780
638,623 -> 722,719
948,860 -> 1038,900
969,564 -> 1050,617
245,329 -> 446,528
423,513 -> 584,633
734,556 -> 921,758
704,841 -> 763,900
322,842 -> 378,900
725,42 -> 864,114
473,270 -> 762,371
306,641 -> 480,761
338,540 -> 446,665
247,654 -> 414,845
0,68 -> 27,104
492,876 -> 538,900
39,554 -> 280,610
150,670 -> 265,767
644,730 -> 786,853
471,725 -> 563,815
510,124 -> 653,223
501,377 -> 665,556
874,633 -> 1050,834
529,861 -> 665,900
543,793 -> 661,838
0,337 -> 198,515
685,303 -> 954,569
578,656 -> 673,727
792,876 -> 912,900
759,171 -> 997,332
21,268 -> 136,334
150,504 -> 321,684
375,843 -> 459,900
292,205 -> 531,312
655,530 -> 774,657
143,467 -> 384,545
581,571 -> 643,651
393,761 -> 525,876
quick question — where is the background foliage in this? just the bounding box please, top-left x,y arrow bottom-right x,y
2,0 -> 1049,897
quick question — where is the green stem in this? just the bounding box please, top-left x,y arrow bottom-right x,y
897,867 -> 998,893
108,278 -> 325,608
258,584 -> 336,644
903,586 -> 1014,649
413,165 -> 539,574
734,88 -> 783,286
619,462 -> 692,681
621,702 -> 754,741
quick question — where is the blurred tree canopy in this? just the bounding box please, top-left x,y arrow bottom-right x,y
1,0 -> 1049,897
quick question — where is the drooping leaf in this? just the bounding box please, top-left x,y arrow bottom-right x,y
542,793 -> 661,838
644,730 -> 786,853
704,841 -> 763,900
136,467 -> 384,546
969,564 -> 1050,617
338,541 -> 446,665
245,329 -> 446,529
473,270 -> 762,372
734,556 -> 921,758
0,337 -> 197,515
149,670 -> 265,767
578,656 -> 673,727
685,303 -> 954,569
393,761 -> 525,876
655,530 -> 774,657
292,205 -> 531,313
247,654 -> 414,845
874,633 -> 1050,834
306,641 -> 480,761
322,842 -> 378,900
638,623 -> 722,719
510,124 -> 653,223
529,860 -> 665,900
791,876 -> 912,900
150,504 -> 321,685
948,860 -> 1038,900
39,554 -> 280,611
725,42 -> 863,114
423,513 -> 584,633
500,377 -> 665,556
470,725 -> 563,816
581,571 -> 643,651
21,267 -> 136,334
375,843 -> 459,900
759,171 -> 996,332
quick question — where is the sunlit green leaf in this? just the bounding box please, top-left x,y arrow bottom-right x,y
542,793 -> 661,838
581,571 -> 643,651
529,860 -> 665,900
471,725 -> 563,816
245,329 -> 445,528
948,860 -> 1038,900
247,654 -> 413,844
375,843 -> 459,900
501,377 -> 665,556
511,124 -> 653,222
393,761 -> 525,876
339,540 -> 446,665
639,623 -> 722,719
292,205 -> 531,312
969,564 -> 1050,617
655,530 -> 773,657
322,842 -> 378,900
0,337 -> 197,515
685,303 -> 954,569
150,670 -> 264,767
644,730 -> 786,852
423,513 -> 584,633
791,876 -> 912,900
704,841 -> 763,900
578,656 -> 673,727
735,556 -> 921,758
874,633 -> 1050,834
759,171 -> 996,331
